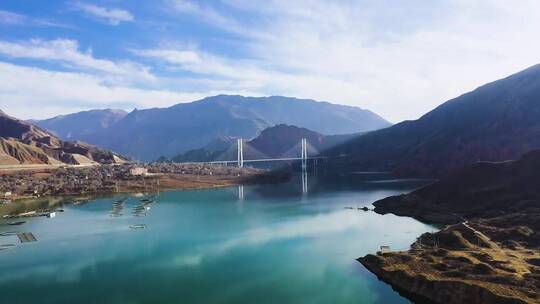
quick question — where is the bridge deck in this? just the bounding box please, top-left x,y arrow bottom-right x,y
177,156 -> 328,165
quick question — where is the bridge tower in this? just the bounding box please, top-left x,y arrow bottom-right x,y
301,138 -> 307,170
237,138 -> 244,168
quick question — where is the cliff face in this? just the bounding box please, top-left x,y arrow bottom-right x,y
0,110 -> 125,165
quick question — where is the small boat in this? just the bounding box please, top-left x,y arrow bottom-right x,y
129,224 -> 147,229
7,221 -> 26,226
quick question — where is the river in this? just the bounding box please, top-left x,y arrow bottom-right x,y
0,173 -> 434,304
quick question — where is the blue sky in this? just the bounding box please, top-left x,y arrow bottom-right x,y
1,0 -> 540,121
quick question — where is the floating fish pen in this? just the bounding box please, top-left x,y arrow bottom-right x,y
17,232 -> 37,243
3,211 -> 57,219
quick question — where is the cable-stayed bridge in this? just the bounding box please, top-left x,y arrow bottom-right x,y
178,138 -> 328,168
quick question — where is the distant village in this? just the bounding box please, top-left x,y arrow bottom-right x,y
0,163 -> 260,201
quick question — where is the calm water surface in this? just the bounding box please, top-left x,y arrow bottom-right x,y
0,174 -> 434,304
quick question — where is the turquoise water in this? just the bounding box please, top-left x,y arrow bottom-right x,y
0,174 -> 434,304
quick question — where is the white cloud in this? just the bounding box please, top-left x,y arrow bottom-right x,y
73,2 -> 134,25
0,10 -> 26,25
133,48 -> 201,65
4,1 -> 540,122
0,10 -> 70,28
160,0 -> 540,122
168,0 -> 249,36
0,39 -> 154,83
0,61 -> 257,119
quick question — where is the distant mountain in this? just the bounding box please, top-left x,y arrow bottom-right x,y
247,124 -> 357,158
167,124 -> 357,163
35,95 -> 390,161
0,110 -> 125,165
33,109 -> 127,140
327,64 -> 540,177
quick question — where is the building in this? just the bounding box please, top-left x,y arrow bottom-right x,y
130,167 -> 148,176
379,245 -> 391,254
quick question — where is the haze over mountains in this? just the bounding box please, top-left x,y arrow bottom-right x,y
327,64 -> 540,176
33,109 -> 128,141
33,95 -> 390,161
0,110 -> 125,165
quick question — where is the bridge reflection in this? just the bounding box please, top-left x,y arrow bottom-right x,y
236,167 -> 309,201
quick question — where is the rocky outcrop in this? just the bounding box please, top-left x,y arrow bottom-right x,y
0,110 -> 126,165
359,217 -> 540,304
359,253 -> 534,304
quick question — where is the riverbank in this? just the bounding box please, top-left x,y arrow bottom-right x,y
0,163 -> 290,216
357,151 -> 540,304
359,213 -> 540,304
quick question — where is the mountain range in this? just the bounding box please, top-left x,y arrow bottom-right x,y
32,95 -> 390,161
327,64 -> 540,176
0,110 -> 125,165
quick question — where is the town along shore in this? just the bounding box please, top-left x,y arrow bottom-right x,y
0,163 -> 290,216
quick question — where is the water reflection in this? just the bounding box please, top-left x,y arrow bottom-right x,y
0,175 -> 434,304
302,168 -> 308,195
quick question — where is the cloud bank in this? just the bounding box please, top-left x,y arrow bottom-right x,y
1,1 -> 540,121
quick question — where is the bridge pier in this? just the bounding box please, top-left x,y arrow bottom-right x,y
237,138 -> 244,168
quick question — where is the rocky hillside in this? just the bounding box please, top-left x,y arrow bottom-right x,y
33,95 -> 390,161
0,110 -> 125,165
328,64 -> 540,177
372,149 -> 540,223
358,150 -> 540,304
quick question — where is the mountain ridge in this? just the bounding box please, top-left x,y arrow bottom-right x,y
326,64 -> 540,177
33,109 -> 128,140
33,95 -> 390,161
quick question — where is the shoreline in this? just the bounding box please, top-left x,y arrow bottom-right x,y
0,164 -> 290,217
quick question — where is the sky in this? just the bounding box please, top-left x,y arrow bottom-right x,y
1,1 -> 540,122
